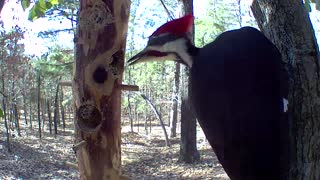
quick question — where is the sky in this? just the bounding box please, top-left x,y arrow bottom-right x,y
0,0 -> 319,57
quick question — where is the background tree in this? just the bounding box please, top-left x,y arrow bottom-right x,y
177,0 -> 200,163
251,0 -> 320,179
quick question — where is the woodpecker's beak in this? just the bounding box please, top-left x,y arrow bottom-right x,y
127,49 -> 148,65
127,49 -> 169,66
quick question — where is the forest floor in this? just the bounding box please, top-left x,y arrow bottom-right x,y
0,118 -> 229,179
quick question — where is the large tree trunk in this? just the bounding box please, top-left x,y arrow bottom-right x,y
73,0 -> 130,179
251,1 -> 320,179
178,0 -> 200,163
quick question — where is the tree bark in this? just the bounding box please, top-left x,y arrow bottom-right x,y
13,100 -> 21,137
46,99 -> 52,134
1,71 -> 10,152
29,97 -> 33,128
53,78 -> 60,137
11,81 -> 21,137
22,88 -> 28,126
178,0 -> 200,163
73,0 -> 130,179
169,62 -> 180,138
60,86 -> 66,130
251,1 -> 320,179
37,72 -> 42,139
41,99 -> 47,130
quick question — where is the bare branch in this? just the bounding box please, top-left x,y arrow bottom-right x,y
119,84 -> 139,91
38,28 -> 75,38
0,91 -> 7,97
39,61 -> 73,67
159,0 -> 174,20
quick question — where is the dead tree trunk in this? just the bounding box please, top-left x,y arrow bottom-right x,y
73,0 -> 130,179
251,1 -> 320,179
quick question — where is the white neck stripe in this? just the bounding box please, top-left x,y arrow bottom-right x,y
163,38 -> 193,67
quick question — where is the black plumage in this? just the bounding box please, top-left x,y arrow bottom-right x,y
190,27 -> 289,180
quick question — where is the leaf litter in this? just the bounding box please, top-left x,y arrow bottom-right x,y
0,120 -> 228,179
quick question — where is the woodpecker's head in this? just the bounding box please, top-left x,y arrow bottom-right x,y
127,14 -> 195,68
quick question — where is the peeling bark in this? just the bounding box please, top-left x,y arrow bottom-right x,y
73,0 -> 131,179
251,1 -> 320,179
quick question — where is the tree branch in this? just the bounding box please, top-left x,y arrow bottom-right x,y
59,81 -> 72,86
137,92 -> 170,146
0,91 -> 7,97
39,61 -> 73,67
159,0 -> 174,20
38,28 -> 75,38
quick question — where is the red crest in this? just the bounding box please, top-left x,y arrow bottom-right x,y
151,14 -> 194,37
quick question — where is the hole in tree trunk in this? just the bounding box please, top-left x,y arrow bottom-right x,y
77,104 -> 102,132
93,66 -> 108,84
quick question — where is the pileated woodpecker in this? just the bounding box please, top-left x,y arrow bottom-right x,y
128,15 -> 289,180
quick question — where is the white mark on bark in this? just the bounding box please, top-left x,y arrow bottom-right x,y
283,98 -> 288,112
257,1 -> 273,26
